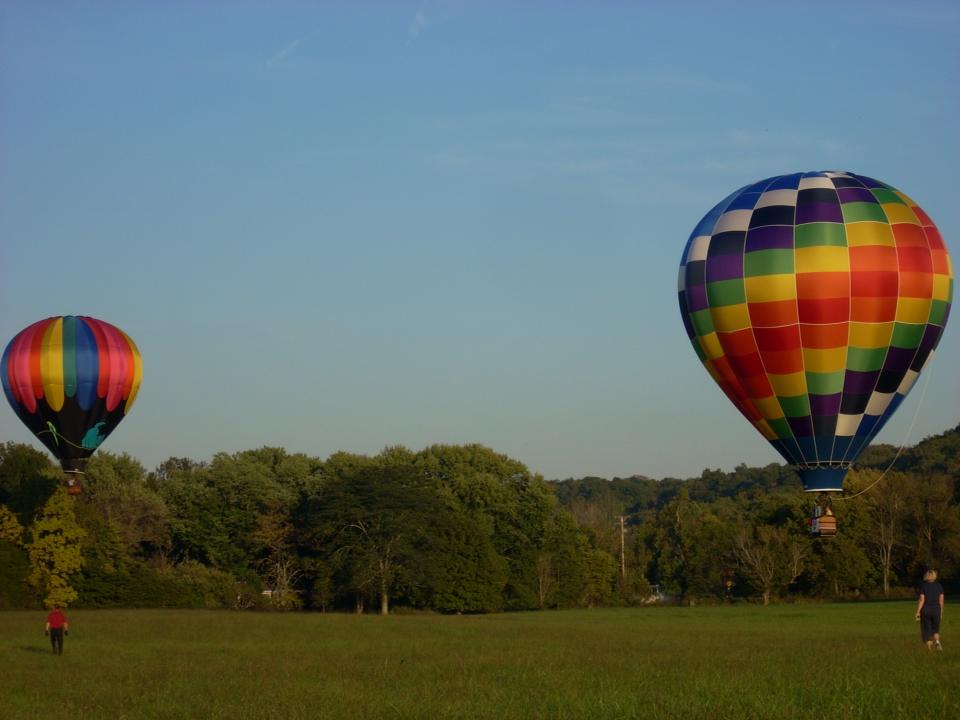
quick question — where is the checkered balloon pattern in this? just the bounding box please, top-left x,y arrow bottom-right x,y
678,172 -> 953,491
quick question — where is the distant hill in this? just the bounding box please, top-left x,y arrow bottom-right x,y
858,424 -> 960,479
551,423 -> 960,513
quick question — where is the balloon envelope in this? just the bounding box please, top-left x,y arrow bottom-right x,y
677,171 -> 952,491
1,316 -> 142,472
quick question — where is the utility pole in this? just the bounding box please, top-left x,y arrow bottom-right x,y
618,515 -> 626,582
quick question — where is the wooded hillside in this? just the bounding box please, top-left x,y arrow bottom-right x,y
1,425 -> 957,610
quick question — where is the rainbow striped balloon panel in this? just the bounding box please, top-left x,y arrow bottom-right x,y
677,172 -> 952,484
1,316 -> 142,471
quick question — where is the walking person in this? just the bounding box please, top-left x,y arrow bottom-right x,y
915,569 -> 944,651
44,605 -> 69,656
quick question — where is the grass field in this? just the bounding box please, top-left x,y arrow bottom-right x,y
0,602 -> 955,719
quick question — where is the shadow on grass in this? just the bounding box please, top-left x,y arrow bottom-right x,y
17,645 -> 55,654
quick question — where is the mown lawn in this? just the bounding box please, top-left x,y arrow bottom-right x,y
0,602 -> 955,719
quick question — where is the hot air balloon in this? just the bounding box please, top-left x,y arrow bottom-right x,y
677,171 -> 952,535
1,316 -> 142,495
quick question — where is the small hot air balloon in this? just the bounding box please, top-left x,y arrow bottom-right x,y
677,171 -> 952,535
2,316 -> 142,494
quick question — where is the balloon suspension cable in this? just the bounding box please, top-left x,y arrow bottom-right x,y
838,352 -> 936,502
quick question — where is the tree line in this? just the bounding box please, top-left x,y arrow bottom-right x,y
1,425 -> 957,612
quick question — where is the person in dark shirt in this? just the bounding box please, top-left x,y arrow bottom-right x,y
44,605 -> 69,656
915,569 -> 944,651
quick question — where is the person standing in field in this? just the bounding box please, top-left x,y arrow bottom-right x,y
44,605 -> 69,656
915,569 -> 944,651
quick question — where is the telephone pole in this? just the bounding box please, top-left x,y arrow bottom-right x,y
618,515 -> 626,582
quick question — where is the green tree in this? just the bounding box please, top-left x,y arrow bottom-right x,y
84,452 -> 171,556
580,547 -> 619,607
622,512 -> 656,603
251,509 -> 302,610
72,502 -> 130,607
733,523 -> 808,605
566,482 -> 623,564
25,488 -> 86,607
807,495 -> 875,597
0,504 -> 30,608
898,424 -> 960,478
0,504 -> 23,543
298,456 -> 440,615
414,444 -> 555,609
0,442 -> 58,521
536,507 -> 619,609
415,511 -> 507,613
150,456 -> 206,483
158,448 -> 309,576
654,491 -> 735,601
902,472 -> 960,580
853,469 -> 910,596
537,509 -> 589,609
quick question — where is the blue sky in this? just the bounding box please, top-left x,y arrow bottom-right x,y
1,1 -> 958,480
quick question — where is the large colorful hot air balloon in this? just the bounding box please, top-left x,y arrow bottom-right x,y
677,171 -> 952,533
2,316 -> 142,493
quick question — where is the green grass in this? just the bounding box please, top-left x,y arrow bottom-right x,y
0,603 -> 956,719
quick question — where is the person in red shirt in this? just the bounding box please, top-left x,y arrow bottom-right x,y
44,605 -> 69,655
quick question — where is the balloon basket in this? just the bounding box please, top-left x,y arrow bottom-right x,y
64,473 -> 84,496
808,495 -> 837,538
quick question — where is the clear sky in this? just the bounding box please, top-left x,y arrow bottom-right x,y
1,1 -> 958,481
